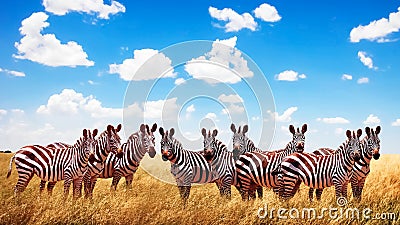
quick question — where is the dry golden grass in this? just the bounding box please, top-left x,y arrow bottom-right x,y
1,153 -> 399,225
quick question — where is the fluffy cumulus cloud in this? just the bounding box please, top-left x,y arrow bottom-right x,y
358,51 -> 377,69
0,68 -> 25,77
392,119 -> 400,126
317,117 -> 350,124
342,74 -> 352,80
109,49 -> 176,81
275,70 -> 306,81
174,78 -> 186,85
185,36 -> 253,84
13,12 -> 94,67
267,107 -> 298,122
253,3 -> 281,22
357,77 -> 369,84
350,7 -> 400,43
363,114 -> 381,125
221,104 -> 245,115
36,89 -> 122,118
218,94 -> 243,103
209,6 -> 257,32
143,98 -> 179,120
43,0 -> 126,19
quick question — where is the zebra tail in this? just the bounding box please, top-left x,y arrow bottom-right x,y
6,154 -> 15,178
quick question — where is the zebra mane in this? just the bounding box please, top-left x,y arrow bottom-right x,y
171,137 -> 183,150
335,138 -> 350,154
215,138 -> 229,153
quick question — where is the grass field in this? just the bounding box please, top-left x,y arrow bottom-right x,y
0,153 -> 399,225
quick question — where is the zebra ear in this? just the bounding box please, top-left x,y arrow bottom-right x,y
357,129 -> 362,138
289,125 -> 295,135
301,124 -> 307,134
146,125 -> 150,134
151,123 -> 157,133
159,127 -> 165,136
140,124 -> 146,133
212,129 -> 218,137
230,124 -> 236,133
201,128 -> 207,138
107,125 -> 113,133
375,126 -> 381,135
116,124 -> 122,132
242,125 -> 248,134
365,127 -> 371,137
169,128 -> 175,137
93,129 -> 98,138
346,130 -> 352,139
83,129 -> 88,138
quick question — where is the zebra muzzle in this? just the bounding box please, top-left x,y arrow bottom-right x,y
373,149 -> 380,160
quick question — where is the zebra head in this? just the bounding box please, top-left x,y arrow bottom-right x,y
231,123 -> 249,160
289,124 -> 307,152
159,127 -> 177,162
365,126 -> 381,160
83,128 -> 98,164
345,129 -> 362,162
139,123 -> 157,158
201,128 -> 218,162
106,124 -> 122,158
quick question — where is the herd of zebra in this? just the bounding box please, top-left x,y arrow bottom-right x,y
6,122 -> 381,207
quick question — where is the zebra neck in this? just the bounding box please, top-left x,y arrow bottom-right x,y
95,133 -> 111,162
282,141 -> 296,156
334,144 -> 354,172
171,143 -> 185,165
246,138 -> 261,152
359,138 -> 373,165
124,135 -> 146,164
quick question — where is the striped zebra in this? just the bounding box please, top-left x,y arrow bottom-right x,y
159,127 -> 218,207
81,124 -> 122,198
230,123 -> 263,199
235,124 -> 308,201
279,129 -> 362,201
87,123 -> 157,193
7,129 -> 98,200
308,126 -> 381,202
202,128 -> 237,199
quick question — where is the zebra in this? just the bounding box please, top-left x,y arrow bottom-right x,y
308,126 -> 381,202
279,129 -> 362,201
86,123 -> 157,193
235,124 -> 308,201
159,127 -> 218,207
230,123 -> 263,199
202,128 -> 238,199
7,129 -> 98,201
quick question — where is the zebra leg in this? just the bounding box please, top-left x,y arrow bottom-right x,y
356,177 -> 366,202
125,174 -> 133,190
248,188 -> 256,200
308,188 -> 314,202
111,171 -> 122,191
350,175 -> 358,200
39,180 -> 46,195
280,174 -> 298,200
83,172 -> 91,199
183,186 -> 191,207
316,189 -> 323,201
63,177 -> 72,201
292,179 -> 302,196
47,182 -> 57,196
14,167 -> 34,200
73,177 -> 84,200
256,186 -> 263,199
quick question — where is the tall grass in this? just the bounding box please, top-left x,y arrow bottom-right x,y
1,154 -> 399,225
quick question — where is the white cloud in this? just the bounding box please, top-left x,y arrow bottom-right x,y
36,89 -> 122,118
317,117 -> 350,124
143,98 -> 179,120
0,68 -> 25,77
218,94 -> 243,103
205,113 -> 217,120
254,3 -> 281,22
13,12 -> 94,67
209,6 -> 257,32
185,104 -> 195,119
174,78 -> 186,85
342,74 -> 352,80
43,0 -> 126,19
251,116 -> 260,121
109,48 -> 176,81
335,127 -> 344,135
357,77 -> 369,84
275,70 -> 306,81
363,114 -> 381,125
392,119 -> 400,126
358,51 -> 377,69
185,36 -> 253,84
267,107 -> 298,122
221,104 -> 245,115
350,7 -> 400,43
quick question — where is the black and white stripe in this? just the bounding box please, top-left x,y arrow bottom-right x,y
7,129 -> 98,200
279,129 -> 362,201
235,124 -> 308,200
308,126 -> 381,202
160,127 -> 216,207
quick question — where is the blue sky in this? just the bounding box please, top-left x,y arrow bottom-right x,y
0,0 -> 399,153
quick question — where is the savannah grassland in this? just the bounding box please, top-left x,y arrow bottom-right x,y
0,154 -> 399,225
